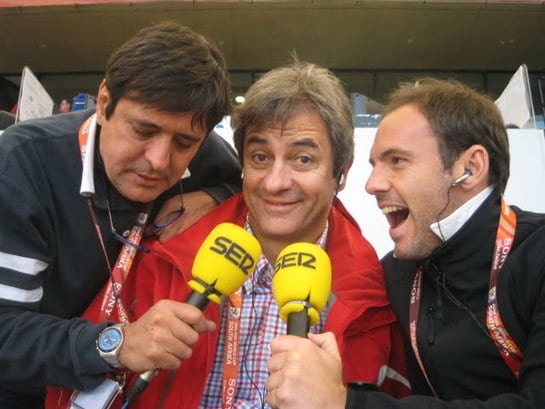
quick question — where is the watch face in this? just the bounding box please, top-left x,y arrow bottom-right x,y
98,328 -> 122,352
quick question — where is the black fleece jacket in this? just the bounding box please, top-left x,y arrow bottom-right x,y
348,192 -> 545,408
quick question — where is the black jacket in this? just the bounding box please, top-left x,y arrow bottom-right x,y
347,192 -> 545,408
0,110 -> 241,408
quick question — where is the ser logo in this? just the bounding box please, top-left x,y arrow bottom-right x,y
209,236 -> 255,275
273,251 -> 317,274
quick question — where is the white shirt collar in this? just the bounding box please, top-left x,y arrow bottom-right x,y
430,186 -> 494,242
79,114 -> 98,197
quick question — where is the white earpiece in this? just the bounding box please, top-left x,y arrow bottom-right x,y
451,169 -> 472,186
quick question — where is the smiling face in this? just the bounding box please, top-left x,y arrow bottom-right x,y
96,83 -> 207,203
365,104 -> 458,260
242,109 -> 338,261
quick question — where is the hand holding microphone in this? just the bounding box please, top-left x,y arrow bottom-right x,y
272,242 -> 331,337
124,222 -> 261,405
266,244 -> 340,409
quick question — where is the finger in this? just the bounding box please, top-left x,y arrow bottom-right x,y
265,387 -> 279,409
171,303 -> 216,333
265,370 -> 282,393
267,351 -> 289,374
146,320 -> 203,366
270,334 -> 304,354
144,223 -> 158,238
166,301 -> 204,325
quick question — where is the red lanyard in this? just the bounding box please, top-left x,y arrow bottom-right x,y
78,114 -> 150,324
409,199 -> 521,396
222,290 -> 243,409
486,199 -> 522,377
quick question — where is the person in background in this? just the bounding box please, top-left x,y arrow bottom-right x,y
57,60 -> 411,408
0,22 -> 241,409
265,78 -> 545,408
59,98 -> 71,113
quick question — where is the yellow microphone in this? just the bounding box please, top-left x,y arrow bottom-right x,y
272,242 -> 331,337
126,222 -> 261,404
186,222 -> 262,308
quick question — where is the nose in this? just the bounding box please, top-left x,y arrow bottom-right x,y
365,166 -> 388,195
262,161 -> 292,193
144,135 -> 171,172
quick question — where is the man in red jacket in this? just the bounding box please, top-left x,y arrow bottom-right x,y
48,60 -> 410,408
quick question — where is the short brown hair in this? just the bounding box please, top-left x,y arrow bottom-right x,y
232,60 -> 354,178
385,78 -> 509,193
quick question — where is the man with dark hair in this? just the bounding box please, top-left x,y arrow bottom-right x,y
0,22 -> 240,408
265,78 -> 545,408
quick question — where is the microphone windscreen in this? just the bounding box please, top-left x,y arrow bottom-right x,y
272,242 -> 331,326
188,222 -> 262,303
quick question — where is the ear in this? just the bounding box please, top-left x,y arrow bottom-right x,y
453,144 -> 489,189
336,161 -> 353,193
95,80 -> 110,126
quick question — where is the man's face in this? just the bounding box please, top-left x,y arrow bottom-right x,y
365,104 -> 456,260
96,84 -> 206,203
59,100 -> 71,113
242,109 -> 338,250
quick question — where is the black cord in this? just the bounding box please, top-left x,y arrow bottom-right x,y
432,185 -> 516,356
429,266 -> 517,358
240,270 -> 268,408
434,184 -> 456,243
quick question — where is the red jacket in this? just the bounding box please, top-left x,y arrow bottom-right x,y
47,194 -> 409,408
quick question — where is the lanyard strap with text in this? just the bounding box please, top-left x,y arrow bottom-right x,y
409,199 -> 521,396
486,199 -> 522,377
78,114 -> 151,323
222,289 -> 242,409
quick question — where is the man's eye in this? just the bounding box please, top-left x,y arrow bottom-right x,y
174,138 -> 191,151
134,128 -> 154,138
297,155 -> 312,164
252,153 -> 267,162
391,157 -> 406,165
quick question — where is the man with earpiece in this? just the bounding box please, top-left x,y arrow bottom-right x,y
266,78 -> 545,408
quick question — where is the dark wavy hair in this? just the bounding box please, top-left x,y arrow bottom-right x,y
103,22 -> 231,131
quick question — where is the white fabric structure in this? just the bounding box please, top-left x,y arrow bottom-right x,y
15,66 -> 54,123
495,64 -> 536,129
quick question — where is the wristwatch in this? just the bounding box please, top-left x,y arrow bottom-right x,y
96,324 -> 125,369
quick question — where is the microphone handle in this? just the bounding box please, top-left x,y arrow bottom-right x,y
186,290 -> 211,310
287,309 -> 310,338
125,369 -> 157,404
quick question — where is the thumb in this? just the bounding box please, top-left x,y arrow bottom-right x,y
308,332 -> 341,358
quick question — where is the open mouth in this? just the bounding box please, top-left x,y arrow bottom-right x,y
382,206 -> 409,229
